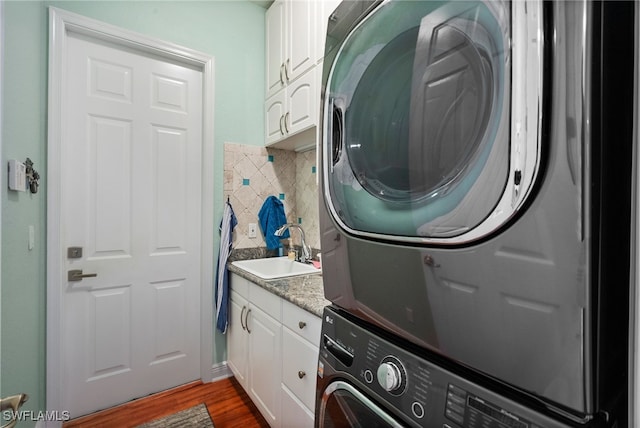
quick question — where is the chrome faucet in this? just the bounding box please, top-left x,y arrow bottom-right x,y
274,223 -> 311,264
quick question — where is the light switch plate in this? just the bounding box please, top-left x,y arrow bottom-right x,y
248,223 -> 257,239
8,159 -> 26,192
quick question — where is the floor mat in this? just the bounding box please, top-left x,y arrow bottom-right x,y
135,403 -> 214,428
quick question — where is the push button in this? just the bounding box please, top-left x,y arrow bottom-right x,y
445,384 -> 467,425
363,369 -> 374,384
411,401 -> 425,419
445,408 -> 464,425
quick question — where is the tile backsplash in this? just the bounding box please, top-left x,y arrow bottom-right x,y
223,142 -> 320,252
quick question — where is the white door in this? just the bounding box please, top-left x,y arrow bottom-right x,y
61,32 -> 203,418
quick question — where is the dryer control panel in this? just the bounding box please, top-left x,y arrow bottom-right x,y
318,306 -> 574,428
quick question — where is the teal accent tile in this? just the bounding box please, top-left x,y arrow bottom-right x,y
268,155 -> 274,162
242,178 -> 250,186
311,166 -> 316,173
298,217 -> 302,224
279,193 -> 285,200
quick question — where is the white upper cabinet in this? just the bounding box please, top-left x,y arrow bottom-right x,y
266,0 -> 316,99
265,0 -> 339,150
266,69 -> 317,146
265,0 -> 320,149
266,0 -> 286,97
316,0 -> 342,62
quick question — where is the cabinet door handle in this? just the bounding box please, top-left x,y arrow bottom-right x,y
298,321 -> 306,329
279,63 -> 285,85
298,370 -> 306,379
284,58 -> 290,82
245,308 -> 252,334
279,115 -> 285,135
284,112 -> 290,133
240,306 -> 247,331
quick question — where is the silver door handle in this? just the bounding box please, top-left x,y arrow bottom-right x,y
68,269 -> 97,282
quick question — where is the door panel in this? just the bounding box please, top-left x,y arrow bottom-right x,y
63,32 -> 202,417
151,126 -> 188,252
89,287 -> 132,379
89,116 -> 132,258
149,280 -> 187,362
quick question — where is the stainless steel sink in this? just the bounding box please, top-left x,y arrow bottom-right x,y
232,256 -> 321,279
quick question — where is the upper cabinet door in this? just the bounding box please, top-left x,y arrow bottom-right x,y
267,0 -> 316,99
266,0 -> 286,97
286,70 -> 316,136
287,0 -> 315,82
265,91 -> 286,146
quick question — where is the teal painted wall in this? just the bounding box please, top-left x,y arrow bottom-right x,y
1,0 -> 265,421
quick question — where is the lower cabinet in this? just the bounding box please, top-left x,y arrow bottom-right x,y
227,273 -> 321,428
228,274 -> 282,426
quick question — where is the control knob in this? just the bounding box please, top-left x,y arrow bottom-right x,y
377,361 -> 403,392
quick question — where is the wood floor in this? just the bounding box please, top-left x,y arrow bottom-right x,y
63,377 -> 269,428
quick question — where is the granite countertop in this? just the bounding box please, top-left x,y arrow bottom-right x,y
228,262 -> 330,318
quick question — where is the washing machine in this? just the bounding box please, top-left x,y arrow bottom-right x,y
317,0 -> 634,426
317,305 -> 580,427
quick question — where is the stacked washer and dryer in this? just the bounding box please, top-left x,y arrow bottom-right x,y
315,1 -> 635,427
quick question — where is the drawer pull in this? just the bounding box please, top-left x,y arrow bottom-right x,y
298,370 -> 306,379
298,321 -> 306,329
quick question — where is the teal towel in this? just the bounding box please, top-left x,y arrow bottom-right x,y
258,196 -> 289,249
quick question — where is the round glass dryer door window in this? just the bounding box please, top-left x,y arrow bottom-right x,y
324,1 -> 522,242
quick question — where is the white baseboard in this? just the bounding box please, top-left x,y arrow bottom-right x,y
210,362 -> 232,382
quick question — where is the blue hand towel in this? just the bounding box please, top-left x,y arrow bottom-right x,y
215,200 -> 237,334
258,196 -> 290,249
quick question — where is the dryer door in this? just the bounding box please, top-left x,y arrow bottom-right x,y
317,380 -> 406,428
322,0 -> 543,244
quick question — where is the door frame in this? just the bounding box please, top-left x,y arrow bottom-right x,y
46,7 -> 215,416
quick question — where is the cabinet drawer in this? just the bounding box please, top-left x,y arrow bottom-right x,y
281,384 -> 314,428
282,299 -> 321,346
282,327 -> 318,411
250,282 -> 282,321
